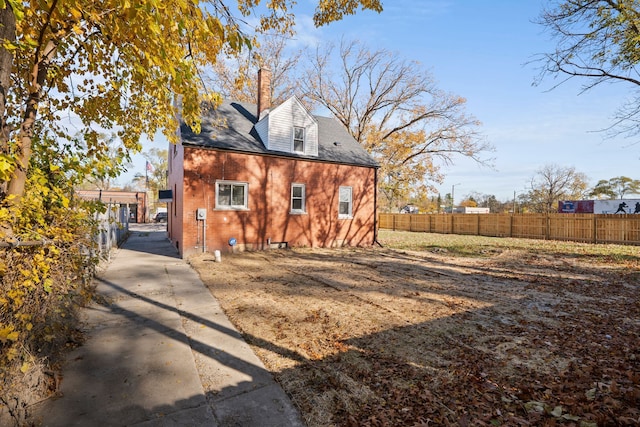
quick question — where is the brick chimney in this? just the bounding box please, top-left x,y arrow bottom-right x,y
257,67 -> 271,120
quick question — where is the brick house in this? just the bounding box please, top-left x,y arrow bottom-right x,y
167,69 -> 379,258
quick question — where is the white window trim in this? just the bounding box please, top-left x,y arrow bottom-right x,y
338,186 -> 353,219
290,183 -> 306,214
215,180 -> 249,210
293,126 -> 305,154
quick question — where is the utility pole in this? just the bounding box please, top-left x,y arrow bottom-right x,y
451,183 -> 460,213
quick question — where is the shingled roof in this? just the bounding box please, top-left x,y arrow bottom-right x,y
180,100 -> 379,168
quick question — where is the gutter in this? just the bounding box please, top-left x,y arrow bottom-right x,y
373,167 -> 383,247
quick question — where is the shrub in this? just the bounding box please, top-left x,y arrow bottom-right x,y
0,166 -> 100,425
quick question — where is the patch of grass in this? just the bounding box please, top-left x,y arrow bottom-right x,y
377,229 -> 640,263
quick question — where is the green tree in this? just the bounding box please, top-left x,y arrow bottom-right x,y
590,176 -> 640,199
535,1 -> 640,137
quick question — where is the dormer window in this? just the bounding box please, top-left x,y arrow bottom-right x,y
293,126 -> 305,153
255,97 -> 318,156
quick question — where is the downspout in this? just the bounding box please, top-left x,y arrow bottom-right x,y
203,195 -> 208,253
373,167 -> 382,247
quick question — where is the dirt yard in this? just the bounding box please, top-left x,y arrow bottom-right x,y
189,232 -> 639,426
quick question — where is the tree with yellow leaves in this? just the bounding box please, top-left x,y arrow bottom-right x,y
0,1 -> 383,422
0,0 -> 382,204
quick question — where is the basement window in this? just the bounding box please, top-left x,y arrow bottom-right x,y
215,181 -> 248,210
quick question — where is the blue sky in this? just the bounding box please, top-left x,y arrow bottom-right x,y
123,0 -> 639,203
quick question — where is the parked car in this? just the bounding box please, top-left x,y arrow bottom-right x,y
154,212 -> 168,223
399,205 -> 419,214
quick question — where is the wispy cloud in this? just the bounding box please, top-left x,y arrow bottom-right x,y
290,14 -> 324,48
383,0 -> 453,20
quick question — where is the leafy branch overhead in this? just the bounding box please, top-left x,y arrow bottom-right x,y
0,1 -> 382,422
0,0 -> 382,203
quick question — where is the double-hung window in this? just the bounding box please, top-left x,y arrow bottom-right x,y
293,126 -> 305,153
290,184 -> 306,214
215,180 -> 248,210
338,186 -> 352,219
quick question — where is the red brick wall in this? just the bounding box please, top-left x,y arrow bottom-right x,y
172,147 -> 376,257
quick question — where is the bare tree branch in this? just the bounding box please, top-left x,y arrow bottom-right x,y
524,164 -> 590,213
534,0 -> 640,139
301,39 -> 493,211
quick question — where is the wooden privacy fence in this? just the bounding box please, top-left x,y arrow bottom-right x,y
379,213 -> 640,245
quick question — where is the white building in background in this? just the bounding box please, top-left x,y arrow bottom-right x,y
453,207 -> 490,214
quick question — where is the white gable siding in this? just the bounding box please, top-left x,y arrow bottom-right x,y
267,101 -> 295,152
305,122 -> 318,156
257,97 -> 318,156
255,116 -> 269,147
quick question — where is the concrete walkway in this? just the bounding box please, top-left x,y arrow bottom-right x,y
31,224 -> 304,426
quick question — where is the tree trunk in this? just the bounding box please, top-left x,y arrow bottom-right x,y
6,107 -> 35,198
6,40 -> 57,199
0,5 -> 16,197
